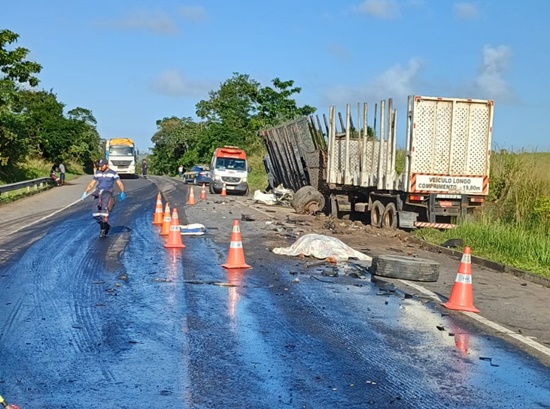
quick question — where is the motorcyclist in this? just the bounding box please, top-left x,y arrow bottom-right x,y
82,158 -> 126,237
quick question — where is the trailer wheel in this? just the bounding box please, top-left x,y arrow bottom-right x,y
370,255 -> 440,282
292,186 -> 326,215
370,200 -> 385,228
382,202 -> 397,229
329,194 -> 342,219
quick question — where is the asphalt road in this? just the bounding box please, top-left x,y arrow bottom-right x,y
0,175 -> 549,408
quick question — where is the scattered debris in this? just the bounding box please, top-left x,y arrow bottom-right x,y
479,356 -> 500,367
441,238 -> 464,248
253,186 -> 294,206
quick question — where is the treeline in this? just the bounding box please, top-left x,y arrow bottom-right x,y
0,28 -> 316,182
0,29 -> 103,182
147,74 -> 315,175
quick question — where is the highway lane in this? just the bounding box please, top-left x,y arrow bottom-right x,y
0,176 -> 548,408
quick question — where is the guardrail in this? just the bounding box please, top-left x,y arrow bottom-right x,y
0,177 -> 55,196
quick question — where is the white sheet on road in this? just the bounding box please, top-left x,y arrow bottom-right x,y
272,234 -> 372,261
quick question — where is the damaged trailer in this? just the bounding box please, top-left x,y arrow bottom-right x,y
262,95 -> 495,229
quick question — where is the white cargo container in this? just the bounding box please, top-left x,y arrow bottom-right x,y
326,95 -> 494,229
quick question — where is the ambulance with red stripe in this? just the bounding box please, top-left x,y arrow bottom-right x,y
209,146 -> 249,195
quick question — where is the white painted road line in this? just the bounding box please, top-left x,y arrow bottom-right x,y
401,280 -> 550,360
6,198 -> 83,238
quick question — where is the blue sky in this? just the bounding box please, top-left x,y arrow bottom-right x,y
4,0 -> 550,153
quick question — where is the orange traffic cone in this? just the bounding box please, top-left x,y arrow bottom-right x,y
159,203 -> 171,236
164,208 -> 186,248
200,183 -> 207,200
187,186 -> 196,205
152,192 -> 164,225
222,219 -> 251,269
221,183 -> 227,196
442,247 -> 479,313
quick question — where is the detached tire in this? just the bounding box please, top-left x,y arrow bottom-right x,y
292,186 -> 326,215
371,255 -> 440,282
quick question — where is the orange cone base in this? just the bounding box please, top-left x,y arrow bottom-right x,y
164,242 -> 186,249
222,261 -> 251,269
442,300 -> 479,313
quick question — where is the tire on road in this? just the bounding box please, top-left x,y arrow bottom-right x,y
370,254 -> 440,282
292,186 -> 325,215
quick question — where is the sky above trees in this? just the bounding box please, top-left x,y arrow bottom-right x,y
3,1 -> 550,152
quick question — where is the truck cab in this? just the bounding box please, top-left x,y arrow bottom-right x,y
209,146 -> 249,195
106,138 -> 137,175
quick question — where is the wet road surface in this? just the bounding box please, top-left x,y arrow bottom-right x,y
0,176 -> 549,408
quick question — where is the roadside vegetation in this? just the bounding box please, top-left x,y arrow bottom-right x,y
0,29 -> 102,185
415,151 -> 550,278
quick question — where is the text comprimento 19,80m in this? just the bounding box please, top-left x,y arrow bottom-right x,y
414,175 -> 484,193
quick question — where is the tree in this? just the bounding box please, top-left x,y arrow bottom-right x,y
148,117 -> 203,175
255,78 -> 315,128
148,73 -> 316,176
0,29 -> 42,166
195,73 -> 316,154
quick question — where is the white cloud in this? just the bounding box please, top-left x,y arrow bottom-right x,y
323,58 -> 422,105
475,45 -> 515,102
95,9 -> 179,35
454,2 -> 479,20
151,70 -> 213,97
180,6 -> 207,22
353,0 -> 400,19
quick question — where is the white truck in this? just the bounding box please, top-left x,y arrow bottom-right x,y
105,138 -> 137,175
262,95 -> 495,229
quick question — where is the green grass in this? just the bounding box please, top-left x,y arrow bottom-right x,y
415,221 -> 550,278
0,158 -> 83,203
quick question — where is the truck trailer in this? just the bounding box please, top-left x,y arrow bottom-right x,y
261,95 -> 494,229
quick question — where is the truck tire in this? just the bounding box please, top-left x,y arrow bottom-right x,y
382,202 -> 398,229
330,195 -> 340,218
370,255 -> 440,282
292,186 -> 325,215
370,200 -> 384,228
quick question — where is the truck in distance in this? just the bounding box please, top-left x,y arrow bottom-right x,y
105,138 -> 138,175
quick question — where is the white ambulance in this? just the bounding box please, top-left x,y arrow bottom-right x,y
209,146 -> 249,195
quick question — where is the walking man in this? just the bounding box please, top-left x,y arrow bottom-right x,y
82,158 -> 126,237
178,165 -> 183,178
